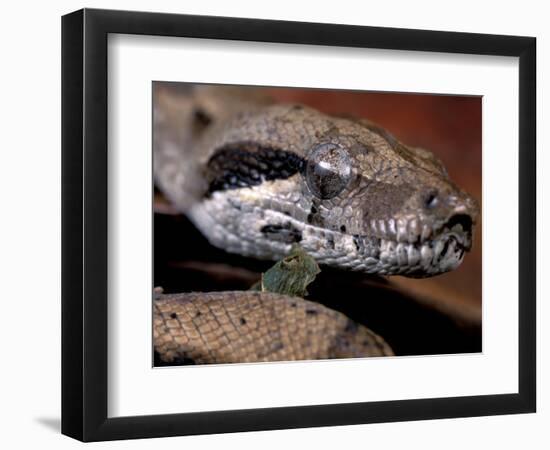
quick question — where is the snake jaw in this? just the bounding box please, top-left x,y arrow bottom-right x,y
188,185 -> 476,277
347,203 -> 477,276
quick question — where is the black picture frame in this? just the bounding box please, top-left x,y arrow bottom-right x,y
61,8 -> 536,442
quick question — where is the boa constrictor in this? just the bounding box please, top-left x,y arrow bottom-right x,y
153,84 -> 479,365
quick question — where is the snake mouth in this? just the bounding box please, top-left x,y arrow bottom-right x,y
188,189 -> 476,278
435,214 -> 473,249
352,213 -> 475,276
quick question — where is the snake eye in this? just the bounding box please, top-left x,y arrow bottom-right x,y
306,143 -> 352,199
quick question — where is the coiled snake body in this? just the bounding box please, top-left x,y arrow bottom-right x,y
153,84 -> 479,365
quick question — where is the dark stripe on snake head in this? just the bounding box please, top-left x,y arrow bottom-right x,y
206,141 -> 305,193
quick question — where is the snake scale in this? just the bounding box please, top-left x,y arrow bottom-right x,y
153,84 -> 479,365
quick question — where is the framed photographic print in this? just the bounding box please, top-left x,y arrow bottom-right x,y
61,8 -> 536,441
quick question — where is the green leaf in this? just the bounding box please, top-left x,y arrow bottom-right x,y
259,245 -> 320,297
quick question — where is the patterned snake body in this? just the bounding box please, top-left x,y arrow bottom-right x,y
153,84 -> 479,364
154,290 -> 393,365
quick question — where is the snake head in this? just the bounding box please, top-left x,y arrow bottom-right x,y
298,125 -> 480,276
187,103 -> 479,277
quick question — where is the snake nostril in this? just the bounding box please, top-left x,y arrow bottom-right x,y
445,214 -> 473,234
424,190 -> 439,209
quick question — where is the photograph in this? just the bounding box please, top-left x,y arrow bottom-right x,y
152,83 -> 482,366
